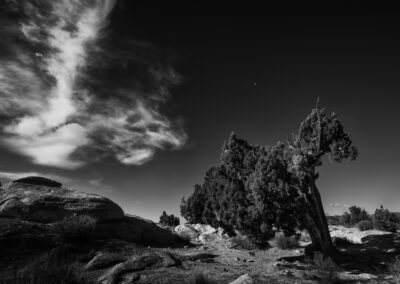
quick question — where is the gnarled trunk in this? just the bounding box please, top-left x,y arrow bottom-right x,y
302,181 -> 337,258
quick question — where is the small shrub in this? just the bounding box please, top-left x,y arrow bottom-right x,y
271,233 -> 299,249
373,206 -> 399,232
389,256 -> 400,281
229,236 -> 259,250
341,206 -> 370,227
17,249 -> 94,284
52,215 -> 97,244
312,251 -> 340,283
159,211 -> 180,227
356,220 -> 373,231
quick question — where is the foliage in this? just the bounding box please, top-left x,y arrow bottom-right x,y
15,248 -> 94,284
51,215 -> 97,244
229,236 -> 260,250
356,220 -> 373,231
271,233 -> 299,249
181,107 -> 357,254
389,256 -> 400,281
326,215 -> 342,226
341,206 -> 370,227
159,211 -> 180,227
311,252 -> 340,283
373,205 -> 399,232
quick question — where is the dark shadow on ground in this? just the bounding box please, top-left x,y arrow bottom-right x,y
279,232 -> 400,273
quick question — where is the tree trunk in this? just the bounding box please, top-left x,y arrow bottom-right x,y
303,180 -> 337,258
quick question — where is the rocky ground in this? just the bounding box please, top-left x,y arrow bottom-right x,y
1,177 -> 400,283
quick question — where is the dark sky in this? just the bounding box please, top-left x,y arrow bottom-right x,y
1,4 -> 400,221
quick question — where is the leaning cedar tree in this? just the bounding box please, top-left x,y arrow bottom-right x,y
181,107 -> 357,258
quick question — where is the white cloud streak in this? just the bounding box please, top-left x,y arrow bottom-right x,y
0,0 -> 186,168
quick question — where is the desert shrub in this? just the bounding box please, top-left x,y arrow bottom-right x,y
159,211 -> 180,227
312,251 -> 340,283
229,236 -> 259,250
326,215 -> 342,226
356,219 -> 373,231
341,206 -> 370,227
389,256 -> 400,281
271,233 -> 299,249
52,215 -> 97,243
16,249 -> 94,284
373,205 -> 399,232
332,237 -> 354,248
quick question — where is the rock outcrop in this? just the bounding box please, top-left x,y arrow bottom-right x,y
0,179 -> 124,223
0,177 -> 187,248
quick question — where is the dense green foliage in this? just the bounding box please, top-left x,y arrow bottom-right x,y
356,220 -> 373,231
341,206 -> 370,227
181,107 -> 358,252
159,211 -> 180,226
373,205 -> 400,232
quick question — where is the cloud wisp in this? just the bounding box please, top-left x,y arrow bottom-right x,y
0,0 -> 186,169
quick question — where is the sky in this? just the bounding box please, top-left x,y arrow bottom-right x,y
0,3 -> 400,221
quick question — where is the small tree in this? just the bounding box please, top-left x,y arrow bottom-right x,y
341,206 -> 370,227
159,211 -> 180,227
373,205 -> 399,232
181,106 -> 358,258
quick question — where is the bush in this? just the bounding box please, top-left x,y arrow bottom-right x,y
389,256 -> 400,281
311,251 -> 340,283
271,233 -> 299,249
356,220 -> 373,231
52,215 -> 97,243
341,206 -> 370,227
16,249 -> 94,284
159,211 -> 180,227
373,206 -> 399,232
229,236 -> 259,250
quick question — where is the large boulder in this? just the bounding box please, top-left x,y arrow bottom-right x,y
97,215 -> 188,247
0,179 -> 124,223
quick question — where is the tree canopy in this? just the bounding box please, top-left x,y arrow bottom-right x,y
181,107 -> 358,254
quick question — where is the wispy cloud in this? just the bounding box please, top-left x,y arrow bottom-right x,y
0,0 -> 186,169
329,203 -> 350,208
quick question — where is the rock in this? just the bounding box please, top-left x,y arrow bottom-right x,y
235,257 -> 241,261
384,275 -> 394,280
174,224 -> 200,239
99,251 -> 182,284
192,224 -> 217,235
96,215 -> 188,247
357,273 -> 378,280
99,253 -> 164,284
0,179 -> 124,223
13,176 -> 62,188
0,178 -> 188,248
199,233 -> 217,243
85,251 -> 128,271
229,273 -> 254,284
0,218 -> 52,253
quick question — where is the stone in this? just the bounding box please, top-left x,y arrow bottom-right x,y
85,251 -> 128,271
13,176 -> 62,188
229,273 -> 254,284
0,179 -> 124,223
174,224 -> 200,239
